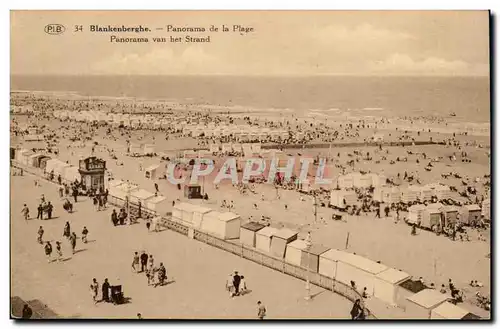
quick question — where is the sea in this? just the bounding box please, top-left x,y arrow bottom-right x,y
10,75 -> 490,123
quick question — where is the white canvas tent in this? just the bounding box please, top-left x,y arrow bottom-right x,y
201,211 -> 241,240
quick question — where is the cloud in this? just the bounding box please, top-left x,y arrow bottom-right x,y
92,46 -> 224,75
311,23 -> 413,46
367,53 -> 488,76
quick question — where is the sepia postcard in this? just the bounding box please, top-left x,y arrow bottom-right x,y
10,10 -> 491,320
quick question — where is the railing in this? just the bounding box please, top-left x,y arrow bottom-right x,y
11,160 -> 376,319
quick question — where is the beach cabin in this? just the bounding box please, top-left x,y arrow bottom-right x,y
285,239 -> 308,266
172,202 -> 194,225
301,244 -> 330,273
38,156 -> 51,170
442,205 -> 459,227
335,253 -> 388,296
129,144 -> 142,156
240,222 -> 266,248
191,205 -> 214,229
430,302 -> 475,320
418,186 -> 433,202
129,189 -> 155,207
63,166 -> 81,183
270,228 -> 298,258
209,144 -> 220,154
110,182 -> 139,201
255,227 -> 278,254
401,185 -> 420,203
144,164 -> 165,180
373,186 -> 401,203
144,195 -> 169,217
373,268 -> 412,306
221,143 -> 232,154
330,190 -> 358,209
352,173 -> 372,189
482,199 -> 490,222
201,211 -> 241,240
318,249 -> 351,279
408,204 -> 426,226
459,204 -> 482,226
422,203 -> 444,230
405,289 -> 450,319
28,153 -> 45,168
337,174 -> 354,189
232,143 -> 242,154
368,173 -> 387,188
143,144 -> 155,156
251,143 -> 261,154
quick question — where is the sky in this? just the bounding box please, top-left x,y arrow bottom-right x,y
10,10 -> 490,76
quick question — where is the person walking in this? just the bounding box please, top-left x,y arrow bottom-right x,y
21,204 -> 29,221
59,186 -> 64,198
47,202 -> 53,219
148,255 -> 154,272
239,275 -> 247,295
81,226 -> 89,243
90,278 -> 99,304
37,226 -> 44,244
70,232 -> 77,254
55,241 -> 63,262
132,252 -> 140,273
37,203 -> 43,220
233,271 -> 241,296
350,299 -> 363,320
63,222 -> 71,240
102,278 -> 110,303
157,262 -> 166,287
226,274 -> 235,297
140,251 -> 148,273
111,209 -> 118,226
44,241 -> 53,263
257,301 -> 266,320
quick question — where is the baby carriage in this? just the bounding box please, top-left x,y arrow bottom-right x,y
63,199 -> 73,213
110,285 -> 124,305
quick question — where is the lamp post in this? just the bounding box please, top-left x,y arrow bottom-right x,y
305,231 -> 312,300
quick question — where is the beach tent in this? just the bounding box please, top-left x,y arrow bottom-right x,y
405,289 -> 450,319
408,204 -> 426,225
63,166 -> 81,183
430,302 -> 472,320
270,228 -> 298,258
240,222 -> 266,248
129,189 -> 155,206
335,253 -> 388,296
255,227 -> 278,253
143,144 -> 155,156
144,164 -> 165,180
201,211 -> 241,240
144,195 -> 169,216
459,204 -> 481,226
330,190 -> 358,208
318,249 -> 351,279
301,244 -> 330,273
191,205 -> 214,229
285,239 -> 309,266
373,268 -> 412,306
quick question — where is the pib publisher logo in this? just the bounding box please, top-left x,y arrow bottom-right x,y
44,24 -> 65,35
